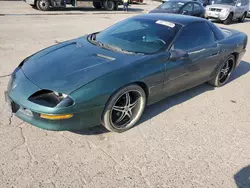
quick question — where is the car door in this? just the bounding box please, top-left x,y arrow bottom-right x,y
180,3 -> 194,15
163,21 -> 221,96
235,0 -> 244,18
193,3 -> 204,17
240,0 -> 248,16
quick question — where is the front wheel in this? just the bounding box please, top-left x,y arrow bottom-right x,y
208,55 -> 235,87
101,84 -> 146,133
223,13 -> 233,25
103,0 -> 115,11
36,0 -> 50,11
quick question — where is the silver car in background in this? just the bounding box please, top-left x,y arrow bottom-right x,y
205,0 -> 249,24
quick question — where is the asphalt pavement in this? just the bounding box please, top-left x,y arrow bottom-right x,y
0,1 -> 250,188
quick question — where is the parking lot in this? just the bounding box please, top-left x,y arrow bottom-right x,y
0,1 -> 250,188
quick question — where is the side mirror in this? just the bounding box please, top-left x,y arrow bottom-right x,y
170,49 -> 189,61
237,2 -> 241,6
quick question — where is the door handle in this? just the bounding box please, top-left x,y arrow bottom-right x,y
209,51 -> 219,58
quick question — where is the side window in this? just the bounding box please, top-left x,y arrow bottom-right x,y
238,0 -> 243,5
182,3 -> 193,11
194,3 -> 202,10
243,0 -> 249,5
237,0 -> 244,5
172,22 -> 216,51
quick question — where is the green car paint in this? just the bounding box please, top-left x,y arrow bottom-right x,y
6,14 -> 247,131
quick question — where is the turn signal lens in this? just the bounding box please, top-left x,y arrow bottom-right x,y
40,114 -> 73,120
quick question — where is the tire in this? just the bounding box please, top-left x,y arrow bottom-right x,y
103,0 -> 115,11
36,0 -> 50,11
238,12 -> 247,22
93,1 -> 102,9
101,84 -> 146,133
223,13 -> 233,25
208,55 -> 235,87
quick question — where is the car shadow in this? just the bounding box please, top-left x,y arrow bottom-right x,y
229,61 -> 250,82
72,125 -> 109,135
139,61 -> 250,124
71,61 -> 250,135
234,165 -> 250,188
210,18 -> 250,25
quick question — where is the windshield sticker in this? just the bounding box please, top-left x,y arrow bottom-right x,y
156,20 -> 175,28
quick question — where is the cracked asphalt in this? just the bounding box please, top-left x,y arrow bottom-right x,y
0,1 -> 250,188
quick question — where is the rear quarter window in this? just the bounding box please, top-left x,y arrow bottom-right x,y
172,22 -> 216,51
206,21 -> 225,40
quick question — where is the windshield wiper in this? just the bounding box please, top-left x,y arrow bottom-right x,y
104,44 -> 145,55
88,34 -> 144,55
88,34 -> 107,48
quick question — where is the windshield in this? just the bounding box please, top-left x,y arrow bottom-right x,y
158,1 -> 185,11
212,0 -> 237,5
90,17 -> 182,54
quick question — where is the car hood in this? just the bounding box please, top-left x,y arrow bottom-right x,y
149,8 -> 178,14
21,36 -> 144,94
207,4 -> 234,9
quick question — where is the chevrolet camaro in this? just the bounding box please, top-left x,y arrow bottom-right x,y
5,14 -> 247,132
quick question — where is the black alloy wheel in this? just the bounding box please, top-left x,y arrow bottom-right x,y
102,84 -> 146,132
209,55 -> 235,87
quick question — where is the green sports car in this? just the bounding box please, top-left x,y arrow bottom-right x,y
5,14 -> 247,132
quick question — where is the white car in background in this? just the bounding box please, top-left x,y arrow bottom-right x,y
205,0 -> 249,24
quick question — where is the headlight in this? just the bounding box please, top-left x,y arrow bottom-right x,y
28,90 -> 74,108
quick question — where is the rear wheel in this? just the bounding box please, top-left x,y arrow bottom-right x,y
223,13 -> 233,25
103,0 -> 115,11
93,1 -> 102,9
208,55 -> 235,87
238,12 -> 247,22
36,0 -> 50,11
101,84 -> 146,133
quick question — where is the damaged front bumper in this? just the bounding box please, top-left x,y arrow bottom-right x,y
5,68 -> 104,131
